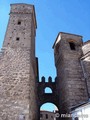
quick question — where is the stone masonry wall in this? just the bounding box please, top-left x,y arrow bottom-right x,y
0,47 -> 29,119
53,32 -> 88,114
0,4 -> 38,120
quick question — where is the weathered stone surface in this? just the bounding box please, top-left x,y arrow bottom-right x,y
1,3 -> 90,120
53,32 -> 89,115
0,3 -> 38,120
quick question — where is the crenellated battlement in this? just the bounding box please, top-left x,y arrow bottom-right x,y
0,2 -> 90,120
37,76 -> 59,107
38,76 -> 57,95
38,76 -> 57,83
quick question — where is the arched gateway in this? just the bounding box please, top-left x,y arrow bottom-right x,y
37,76 -> 60,119
38,76 -> 59,108
0,3 -> 90,120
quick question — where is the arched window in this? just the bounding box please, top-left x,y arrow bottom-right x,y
69,42 -> 76,50
44,87 -> 52,93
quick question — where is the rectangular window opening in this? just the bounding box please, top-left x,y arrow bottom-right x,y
46,114 -> 48,119
69,42 -> 76,50
16,37 -> 20,41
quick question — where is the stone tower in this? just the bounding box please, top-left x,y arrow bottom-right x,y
53,32 -> 88,115
0,3 -> 38,120
82,41 -> 90,97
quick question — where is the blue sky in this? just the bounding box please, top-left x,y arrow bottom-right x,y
0,0 -> 90,111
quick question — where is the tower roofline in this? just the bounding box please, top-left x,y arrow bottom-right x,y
60,32 -> 82,37
10,3 -> 37,28
10,3 -> 34,6
52,32 -> 83,48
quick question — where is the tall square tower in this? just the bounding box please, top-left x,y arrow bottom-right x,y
53,32 -> 88,114
0,3 -> 38,120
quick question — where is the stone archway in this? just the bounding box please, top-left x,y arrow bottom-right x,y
40,102 -> 59,120
37,76 -> 60,119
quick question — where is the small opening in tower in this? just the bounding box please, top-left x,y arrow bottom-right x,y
69,42 -> 76,50
17,21 -> 21,25
46,114 -> 48,119
16,37 -> 20,41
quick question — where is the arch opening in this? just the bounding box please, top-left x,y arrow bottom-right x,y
40,102 -> 59,120
44,87 -> 53,93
